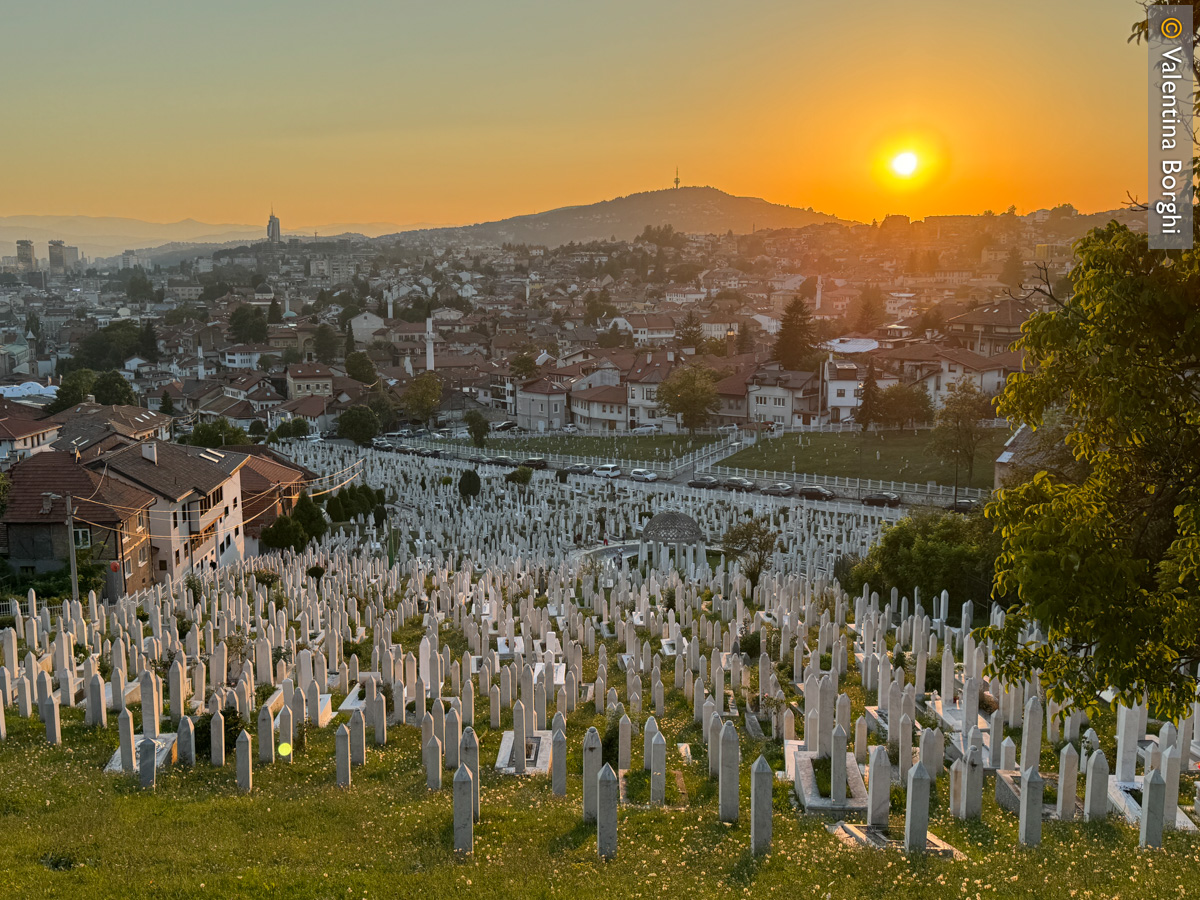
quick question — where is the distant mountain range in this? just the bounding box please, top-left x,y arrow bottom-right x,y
0,215 -> 417,260
381,186 -> 854,247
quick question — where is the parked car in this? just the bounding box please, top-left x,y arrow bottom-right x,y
492,421 -> 519,432
303,433 -> 323,443
593,464 -> 622,478
520,457 -> 548,470
371,438 -> 393,450
795,485 -> 838,502
485,455 -> 521,467
564,463 -> 593,475
722,476 -> 758,492
631,424 -> 660,435
946,498 -> 980,513
760,482 -> 794,497
395,444 -> 415,455
862,491 -> 902,508
560,424 -> 579,434
687,475 -> 721,489
418,448 -> 442,458
717,424 -> 740,434
629,468 -> 658,482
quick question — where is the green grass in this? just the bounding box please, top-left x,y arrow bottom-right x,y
722,429 -> 1012,490
5,601 -> 1199,899
437,433 -> 719,462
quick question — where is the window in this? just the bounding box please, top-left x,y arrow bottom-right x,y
773,397 -> 785,407
123,558 -> 132,578
173,510 -> 179,530
836,388 -> 846,398
73,527 -> 91,550
138,545 -> 148,564
756,395 -> 767,406
136,511 -> 146,532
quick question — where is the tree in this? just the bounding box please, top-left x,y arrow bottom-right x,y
93,370 -> 137,406
857,361 -> 882,430
344,328 -> 356,359
463,410 -> 489,449
657,365 -> 720,435
292,492 -> 328,542
337,406 -> 379,446
929,380 -> 994,487
229,305 -> 268,344
259,515 -> 308,553
736,324 -> 754,355
75,321 -> 142,370
345,351 -> 376,384
982,221 -> 1200,719
281,347 -> 302,366
509,352 -> 539,380
772,297 -> 820,371
313,324 -> 340,363
505,466 -> 533,487
879,383 -> 933,429
248,420 -> 266,437
267,298 -> 283,324
848,509 -> 1000,610
159,391 -> 175,416
458,469 -> 481,503
125,269 -> 155,304
325,496 -> 346,522
999,249 -> 1024,288
186,418 -> 248,448
402,372 -> 443,427
47,368 -> 96,413
852,285 -> 886,332
137,322 -> 160,362
676,311 -> 704,349
722,515 -> 780,590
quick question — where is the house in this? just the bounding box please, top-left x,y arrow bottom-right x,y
514,377 -> 571,433
914,348 -> 1019,408
286,364 -> 334,400
569,384 -> 628,432
221,343 -> 275,370
89,441 -> 247,581
1,451 -> 156,600
609,314 -> 677,347
50,403 -> 172,459
945,297 -> 1039,357
228,448 -> 306,555
0,410 -> 60,469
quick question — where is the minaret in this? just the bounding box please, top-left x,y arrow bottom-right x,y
674,167 -> 680,189
425,317 -> 435,372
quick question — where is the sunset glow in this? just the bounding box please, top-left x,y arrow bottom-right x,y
891,152 -> 919,177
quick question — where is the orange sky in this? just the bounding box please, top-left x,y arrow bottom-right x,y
2,1 -> 1153,228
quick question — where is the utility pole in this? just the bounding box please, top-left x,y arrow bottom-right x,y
65,493 -> 79,605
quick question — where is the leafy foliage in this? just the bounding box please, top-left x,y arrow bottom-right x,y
463,410 -> 489,448
721,515 -> 779,589
402,372 -> 442,427
771,297 -> 819,371
345,351 -> 376,384
458,469 -> 481,502
930,381 -> 995,485
229,305 -> 268,344
983,221 -> 1200,718
656,364 -> 720,434
337,406 -> 379,446
92,370 -> 136,406
185,418 -> 248,448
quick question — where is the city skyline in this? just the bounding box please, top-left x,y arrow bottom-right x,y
3,0 -> 1149,227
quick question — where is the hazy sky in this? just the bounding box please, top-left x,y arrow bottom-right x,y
3,0 -> 1152,227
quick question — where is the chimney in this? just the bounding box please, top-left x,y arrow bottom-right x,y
426,317 -> 435,372
142,443 -> 158,465
667,351 -> 674,362
646,352 -> 652,364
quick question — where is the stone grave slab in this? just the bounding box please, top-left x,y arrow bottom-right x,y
494,729 -> 553,775
104,733 -> 178,775
794,750 -> 869,815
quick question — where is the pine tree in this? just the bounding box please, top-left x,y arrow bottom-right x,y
857,360 -> 881,430
159,391 -> 175,416
771,297 -> 818,371
676,311 -> 704,349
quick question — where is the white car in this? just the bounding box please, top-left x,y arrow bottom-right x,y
629,468 -> 658,482
593,464 -> 622,478
561,424 -> 579,434
631,424 -> 660,435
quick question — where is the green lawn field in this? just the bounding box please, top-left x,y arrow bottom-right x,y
721,429 -> 1013,490
438,433 -> 719,462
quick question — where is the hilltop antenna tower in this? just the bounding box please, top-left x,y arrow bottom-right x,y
674,166 -> 680,189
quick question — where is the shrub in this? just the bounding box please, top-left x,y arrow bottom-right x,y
923,654 -> 942,693
440,475 -> 453,487
458,469 -> 481,502
739,630 -> 761,659
505,466 -> 533,487
600,706 -> 622,768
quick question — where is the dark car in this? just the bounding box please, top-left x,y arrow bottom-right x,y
795,485 -> 837,502
946,498 -> 980,513
418,448 -> 442,458
722,477 -> 758,492
520,457 -> 548,470
761,482 -> 794,497
862,491 -> 902,508
564,463 -> 593,475
493,421 -> 519,432
687,475 -> 721,489
468,454 -> 488,464
486,455 -> 521,467
395,444 -> 415,455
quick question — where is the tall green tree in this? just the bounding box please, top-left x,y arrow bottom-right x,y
292,492 -> 328,541
983,221 -> 1200,718
852,285 -> 886,332
676,310 -> 704,349
458,469 -> 482,503
47,368 -> 96,413
345,351 -> 376,384
999,249 -> 1024,288
93,370 -> 137,406
267,298 -> 283,324
879,383 -> 933,429
771,297 -> 819,371
463,410 -> 489,448
186,418 -> 247,448
402,372 -> 443,427
722,515 -> 780,590
929,380 -> 994,487
509,352 -> 539,380
137,322 -> 160,362
159,390 -> 175,416
229,305 -> 268,344
656,365 -> 720,435
259,515 -> 308,553
857,361 -> 882,429
313,324 -> 340,363
337,406 -> 379,445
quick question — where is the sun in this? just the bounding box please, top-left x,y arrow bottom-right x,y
890,151 -> 919,177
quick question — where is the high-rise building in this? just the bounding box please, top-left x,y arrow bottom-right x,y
267,210 -> 281,243
48,240 -> 66,274
16,240 -> 35,273
64,246 -> 80,269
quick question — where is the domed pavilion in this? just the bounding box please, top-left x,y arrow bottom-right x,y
640,509 -> 706,571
